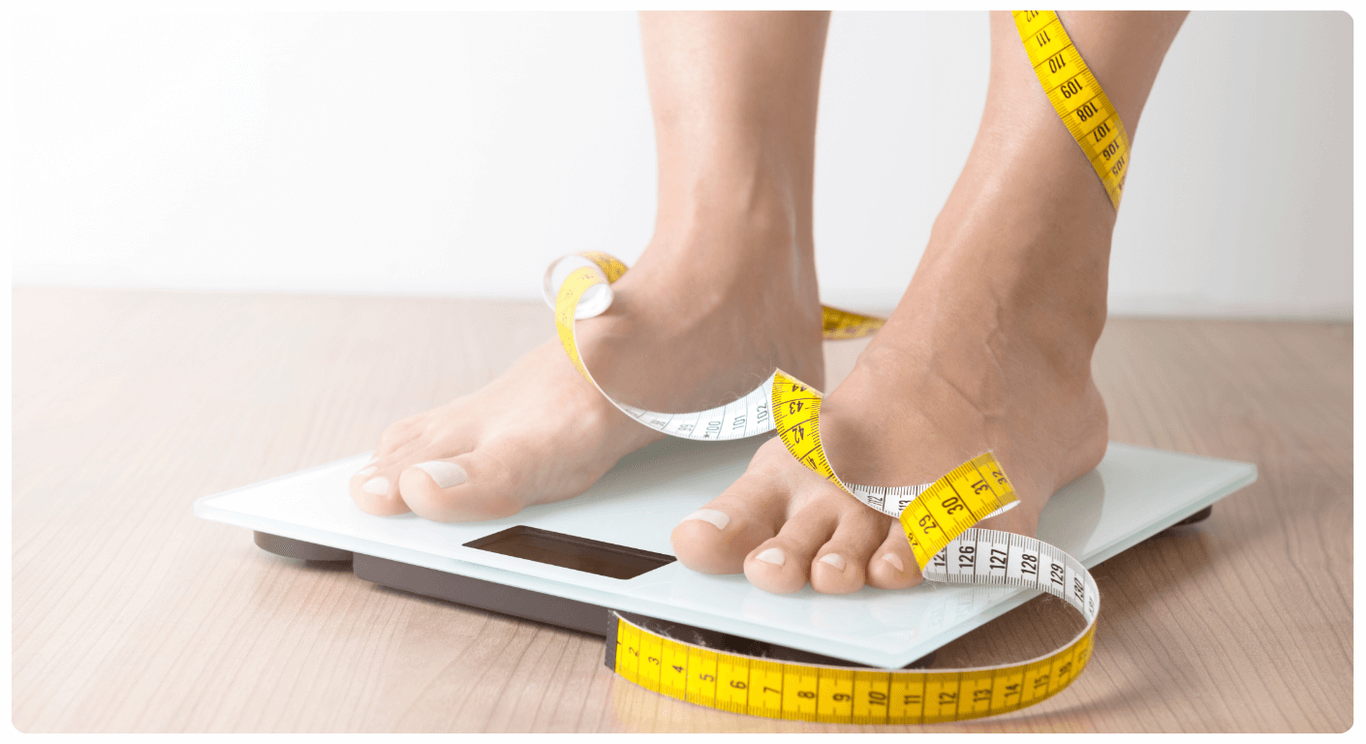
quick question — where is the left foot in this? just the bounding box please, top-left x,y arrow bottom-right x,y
348,206 -> 823,522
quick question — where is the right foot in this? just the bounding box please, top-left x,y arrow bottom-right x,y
349,213 -> 824,521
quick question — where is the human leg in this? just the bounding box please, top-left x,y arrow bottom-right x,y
352,12 -> 833,520
672,11 -> 1189,593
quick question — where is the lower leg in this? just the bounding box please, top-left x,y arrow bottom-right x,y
674,11 -> 1188,594
642,11 -> 827,248
593,11 -> 831,410
915,10 -> 1191,348
350,12 -> 832,519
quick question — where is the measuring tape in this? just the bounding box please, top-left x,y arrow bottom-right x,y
1014,10 -> 1130,210
604,375 -> 1098,723
545,251 -> 885,441
629,373 -> 1096,722
569,284 -> 1102,723
607,535 -> 1096,723
560,10 -> 1122,723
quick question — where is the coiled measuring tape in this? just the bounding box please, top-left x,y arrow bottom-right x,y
558,10 -> 1120,722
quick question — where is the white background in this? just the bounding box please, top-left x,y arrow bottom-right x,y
11,11 -> 1353,318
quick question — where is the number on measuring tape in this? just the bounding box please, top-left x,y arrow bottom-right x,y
611,534 -> 1100,726
1013,10 -> 1131,210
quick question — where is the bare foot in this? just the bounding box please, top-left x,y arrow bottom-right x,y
349,217 -> 823,521
351,10 -> 835,522
669,12 -> 1158,594
671,184 -> 1111,593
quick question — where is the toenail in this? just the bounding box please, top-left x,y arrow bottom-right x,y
413,461 -> 467,489
881,553 -> 905,572
819,553 -> 846,571
356,466 -> 376,478
755,547 -> 786,566
362,476 -> 390,495
682,509 -> 729,530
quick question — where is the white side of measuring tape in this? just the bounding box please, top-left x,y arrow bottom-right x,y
546,254 -> 783,442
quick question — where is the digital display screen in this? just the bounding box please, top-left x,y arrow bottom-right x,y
464,525 -> 675,580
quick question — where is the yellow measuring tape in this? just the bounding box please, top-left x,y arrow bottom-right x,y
601,375 -> 1099,723
1014,10 -> 1130,210
554,10 -> 1123,723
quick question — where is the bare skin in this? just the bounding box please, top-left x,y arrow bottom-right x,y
350,12 -> 831,521
671,11 -> 1189,594
355,11 -> 1189,598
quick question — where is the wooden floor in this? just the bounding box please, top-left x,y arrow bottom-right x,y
11,288 -> 1353,733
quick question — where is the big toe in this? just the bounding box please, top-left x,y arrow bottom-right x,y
671,467 -> 788,575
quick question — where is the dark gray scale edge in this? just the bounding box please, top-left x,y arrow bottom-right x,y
1172,505 -> 1213,526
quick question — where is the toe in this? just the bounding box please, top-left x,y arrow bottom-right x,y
809,503 -> 893,595
866,521 -> 923,590
672,467 -> 789,575
350,462 -> 408,516
398,446 -> 520,522
743,496 -> 839,594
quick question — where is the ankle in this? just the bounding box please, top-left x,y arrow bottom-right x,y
912,208 -> 1107,380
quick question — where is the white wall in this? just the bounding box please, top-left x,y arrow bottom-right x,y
11,11 -> 1353,319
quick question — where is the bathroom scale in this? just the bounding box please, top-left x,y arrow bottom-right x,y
193,437 -> 1256,670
